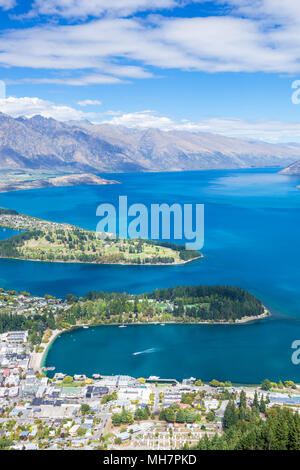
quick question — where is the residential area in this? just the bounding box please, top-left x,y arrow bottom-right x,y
0,318 -> 299,450
0,289 -> 298,450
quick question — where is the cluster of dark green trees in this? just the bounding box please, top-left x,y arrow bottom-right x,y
0,437 -> 12,450
160,404 -> 201,424
0,311 -> 55,345
62,285 -> 264,325
112,406 -> 151,426
189,391 -> 300,450
149,285 -> 264,321
134,406 -> 151,421
0,230 -> 42,258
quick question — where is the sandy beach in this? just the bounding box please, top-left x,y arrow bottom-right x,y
30,329 -> 61,372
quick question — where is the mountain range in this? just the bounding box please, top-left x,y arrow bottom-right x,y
0,112 -> 300,173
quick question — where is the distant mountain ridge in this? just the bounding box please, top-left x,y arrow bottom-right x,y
0,112 -> 300,172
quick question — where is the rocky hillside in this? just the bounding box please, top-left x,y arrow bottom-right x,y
279,159 -> 300,175
0,112 -> 300,172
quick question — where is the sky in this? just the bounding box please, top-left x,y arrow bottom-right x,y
0,1 -> 300,142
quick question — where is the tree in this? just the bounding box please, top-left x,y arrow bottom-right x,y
278,380 -> 284,390
80,404 -> 90,415
239,390 -> 247,420
160,407 -> 176,423
259,395 -> 266,414
112,414 -> 122,427
261,379 -> 272,391
175,409 -> 186,423
62,375 -> 73,384
253,391 -> 259,409
134,407 -> 149,422
112,407 -> 134,426
209,379 -> 224,388
0,438 -> 12,450
223,401 -> 238,430
239,390 -> 247,409
206,411 -> 215,422
284,380 -> 296,389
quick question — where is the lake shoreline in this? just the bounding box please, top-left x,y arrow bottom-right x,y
0,254 -> 203,266
38,307 -> 270,372
31,329 -> 62,372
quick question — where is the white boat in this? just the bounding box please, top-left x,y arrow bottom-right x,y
119,325 -> 127,328
83,326 -> 89,329
160,323 -> 165,326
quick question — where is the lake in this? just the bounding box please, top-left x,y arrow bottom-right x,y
0,168 -> 300,382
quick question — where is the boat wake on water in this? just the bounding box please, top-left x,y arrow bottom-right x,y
132,348 -> 158,356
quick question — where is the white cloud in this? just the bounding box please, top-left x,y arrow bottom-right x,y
77,99 -> 102,106
217,0 -> 300,21
0,96 -> 98,121
102,110 -> 300,142
153,14 -> 300,73
1,1 -> 300,85
0,0 -> 16,10
22,0 -> 178,19
7,75 -> 124,86
103,110 -> 178,130
1,8 -> 300,78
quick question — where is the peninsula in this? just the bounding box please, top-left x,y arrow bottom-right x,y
0,171 -> 119,193
0,208 -> 201,265
0,284 -> 269,355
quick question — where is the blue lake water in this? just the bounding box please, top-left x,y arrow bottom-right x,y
0,168 -> 300,383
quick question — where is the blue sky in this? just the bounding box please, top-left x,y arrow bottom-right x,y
0,1 -> 300,142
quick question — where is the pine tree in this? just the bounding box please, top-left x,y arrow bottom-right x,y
259,395 -> 266,414
253,391 -> 259,409
223,401 -> 238,430
239,390 -> 247,408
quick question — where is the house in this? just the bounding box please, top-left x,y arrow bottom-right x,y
116,431 -> 131,442
54,373 -> 66,380
127,424 -> 141,434
69,424 -> 80,436
71,438 -> 86,448
5,375 -> 19,386
84,417 -> 94,426
19,430 -> 30,440
74,374 -> 86,381
8,387 -> 19,398
204,399 -> 219,411
85,385 -> 109,398
6,331 -> 28,344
